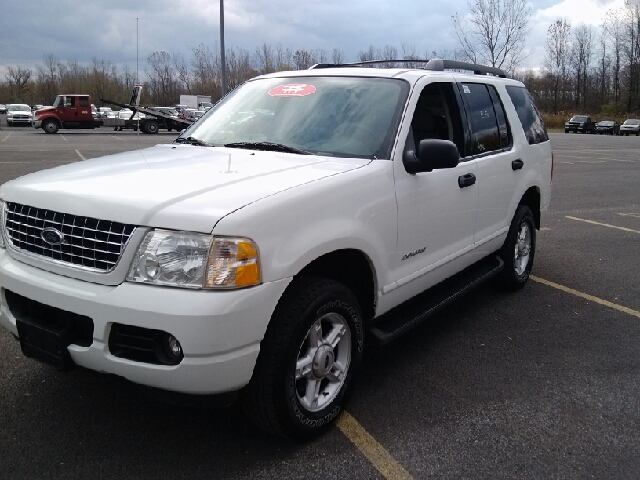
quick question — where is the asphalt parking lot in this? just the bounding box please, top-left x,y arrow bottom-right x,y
0,125 -> 639,479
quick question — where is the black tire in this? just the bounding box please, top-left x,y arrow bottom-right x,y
242,276 -> 364,441
43,120 -> 59,134
499,205 -> 536,291
144,121 -> 159,134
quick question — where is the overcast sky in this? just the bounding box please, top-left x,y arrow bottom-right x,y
0,0 -> 621,78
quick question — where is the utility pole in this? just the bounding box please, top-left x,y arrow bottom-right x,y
220,0 -> 226,96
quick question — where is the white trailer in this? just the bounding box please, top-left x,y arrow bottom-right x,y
180,95 -> 212,109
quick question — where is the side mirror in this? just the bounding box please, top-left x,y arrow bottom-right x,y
403,139 -> 460,174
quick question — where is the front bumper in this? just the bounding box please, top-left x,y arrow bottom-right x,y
0,248 -> 291,394
620,128 -> 640,134
32,120 -> 42,128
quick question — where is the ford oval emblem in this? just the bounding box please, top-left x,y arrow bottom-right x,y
41,227 -> 65,245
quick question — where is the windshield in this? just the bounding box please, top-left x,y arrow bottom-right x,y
8,105 -> 30,112
52,96 -> 62,108
181,76 -> 409,159
623,119 -> 640,125
570,116 -> 588,122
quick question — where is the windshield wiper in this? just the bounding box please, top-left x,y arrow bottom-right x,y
174,136 -> 211,147
224,141 -> 312,155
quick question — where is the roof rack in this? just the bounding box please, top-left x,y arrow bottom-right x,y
310,58 -> 507,78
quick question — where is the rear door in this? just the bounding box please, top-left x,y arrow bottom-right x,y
455,80 -> 517,255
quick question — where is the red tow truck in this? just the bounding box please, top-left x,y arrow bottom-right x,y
33,94 -> 102,133
33,86 -> 192,134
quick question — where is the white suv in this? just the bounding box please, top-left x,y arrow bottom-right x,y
0,60 -> 552,440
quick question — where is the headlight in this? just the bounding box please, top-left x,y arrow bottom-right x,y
127,230 -> 260,289
0,201 -> 6,249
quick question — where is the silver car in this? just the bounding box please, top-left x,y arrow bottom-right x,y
619,119 -> 640,136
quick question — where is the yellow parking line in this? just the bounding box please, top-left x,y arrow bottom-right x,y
75,149 -> 86,161
566,216 -> 640,234
336,412 -> 412,480
530,276 -> 640,319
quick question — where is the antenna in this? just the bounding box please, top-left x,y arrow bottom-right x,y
136,17 -> 139,84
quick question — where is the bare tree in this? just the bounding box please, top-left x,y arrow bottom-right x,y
452,0 -> 530,72
147,51 -> 176,105
571,24 -> 594,109
5,66 -> 32,101
293,49 -> 314,70
544,19 -> 571,113
603,8 -> 624,107
173,53 -> 192,94
256,43 -> 275,74
332,48 -> 345,64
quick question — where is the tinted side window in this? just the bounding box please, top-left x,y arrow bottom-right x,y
461,83 -> 500,155
79,96 -> 89,107
505,86 -> 549,144
409,82 -> 465,158
487,85 -> 511,149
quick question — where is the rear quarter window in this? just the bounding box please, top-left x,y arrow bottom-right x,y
505,86 -> 548,144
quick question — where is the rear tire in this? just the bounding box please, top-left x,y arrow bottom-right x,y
242,277 -> 363,441
143,121 -> 159,134
499,205 -> 536,291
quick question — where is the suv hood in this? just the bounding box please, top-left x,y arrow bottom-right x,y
0,144 -> 369,233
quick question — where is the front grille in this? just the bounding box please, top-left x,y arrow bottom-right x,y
4,202 -> 136,272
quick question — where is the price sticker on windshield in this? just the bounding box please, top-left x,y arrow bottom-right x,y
268,84 -> 316,97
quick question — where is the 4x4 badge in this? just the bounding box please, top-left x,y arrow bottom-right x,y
41,227 -> 65,245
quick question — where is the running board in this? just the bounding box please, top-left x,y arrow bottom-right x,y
369,255 -> 504,346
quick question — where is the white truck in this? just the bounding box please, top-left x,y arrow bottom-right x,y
180,94 -> 212,110
0,60 -> 552,440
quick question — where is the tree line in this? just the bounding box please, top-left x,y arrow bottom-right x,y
521,0 -> 640,115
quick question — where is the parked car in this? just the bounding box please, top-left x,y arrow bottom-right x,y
565,115 -> 595,134
0,59 -> 552,440
97,107 -> 115,118
595,120 -> 620,135
5,104 -> 33,126
31,105 -> 44,113
179,108 -> 197,120
619,119 -> 640,136
117,108 -> 145,120
186,110 -> 205,122
0,104 -> 7,114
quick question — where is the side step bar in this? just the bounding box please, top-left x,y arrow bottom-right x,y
369,255 -> 504,346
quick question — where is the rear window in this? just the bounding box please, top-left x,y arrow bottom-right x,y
505,86 -> 549,144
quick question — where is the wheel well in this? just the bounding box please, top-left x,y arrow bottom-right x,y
43,117 -> 61,126
297,249 -> 376,321
518,187 -> 541,229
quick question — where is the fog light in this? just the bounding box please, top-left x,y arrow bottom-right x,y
160,333 -> 183,365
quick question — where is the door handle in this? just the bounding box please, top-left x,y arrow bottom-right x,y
512,159 -> 524,170
458,173 -> 476,188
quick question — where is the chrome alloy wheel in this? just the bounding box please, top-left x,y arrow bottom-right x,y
513,222 -> 532,276
295,312 -> 351,413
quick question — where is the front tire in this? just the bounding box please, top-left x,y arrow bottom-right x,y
499,205 -> 536,291
43,120 -> 59,134
242,277 -> 364,441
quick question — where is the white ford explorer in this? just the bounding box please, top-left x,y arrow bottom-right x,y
0,60 -> 552,440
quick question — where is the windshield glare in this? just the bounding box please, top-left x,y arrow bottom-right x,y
570,116 -> 588,122
184,76 -> 409,159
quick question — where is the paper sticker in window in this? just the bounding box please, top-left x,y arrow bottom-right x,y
268,84 -> 316,97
